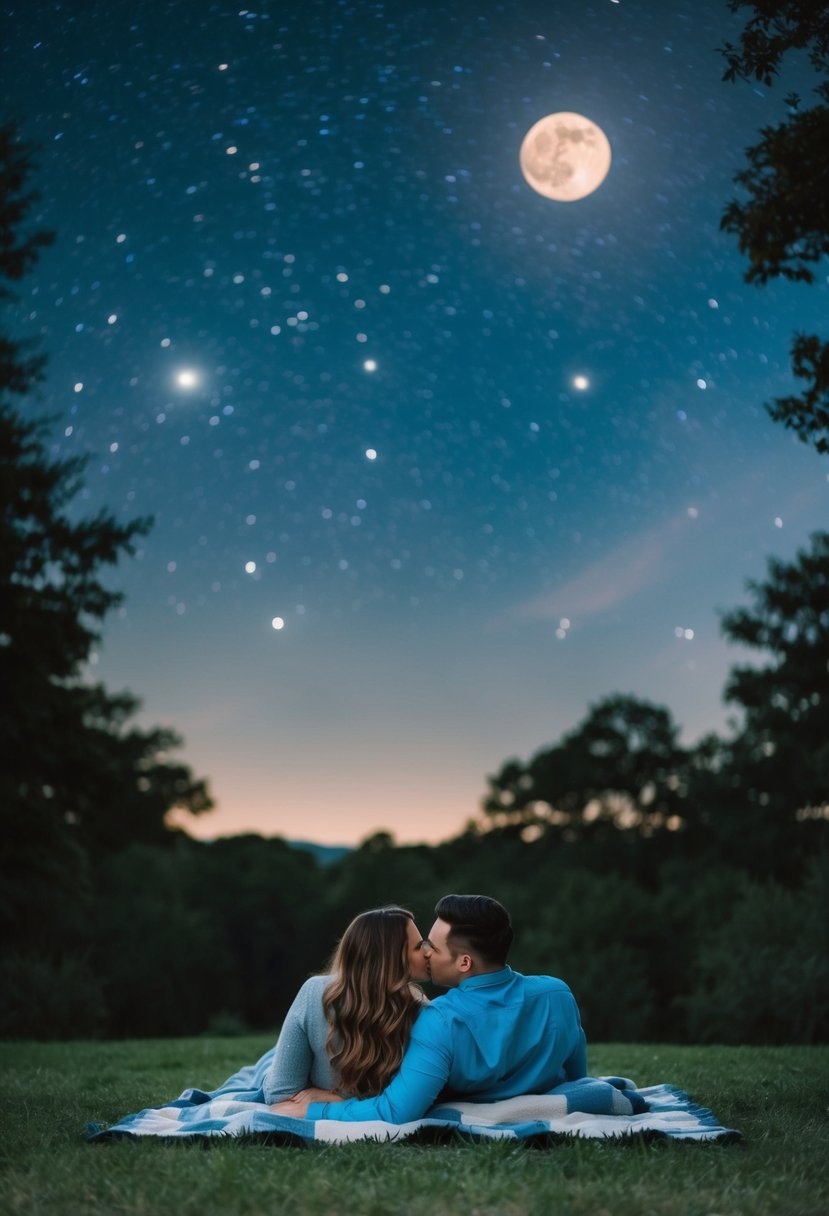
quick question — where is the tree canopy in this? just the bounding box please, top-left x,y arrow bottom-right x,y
721,531 -> 829,822
484,694 -> 689,842
720,2 -> 829,451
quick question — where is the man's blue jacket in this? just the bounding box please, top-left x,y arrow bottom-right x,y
307,966 -> 587,1123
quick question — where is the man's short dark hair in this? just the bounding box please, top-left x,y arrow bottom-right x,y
434,894 -> 514,966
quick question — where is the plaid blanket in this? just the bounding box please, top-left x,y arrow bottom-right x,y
88,1047 -> 739,1144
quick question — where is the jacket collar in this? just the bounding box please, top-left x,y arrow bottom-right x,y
458,965 -> 512,991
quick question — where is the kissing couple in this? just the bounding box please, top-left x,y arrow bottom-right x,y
265,893 -> 587,1124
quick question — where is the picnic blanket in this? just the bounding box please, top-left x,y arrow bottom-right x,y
87,1047 -> 739,1144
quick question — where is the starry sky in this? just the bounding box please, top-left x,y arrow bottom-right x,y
4,0 -> 827,846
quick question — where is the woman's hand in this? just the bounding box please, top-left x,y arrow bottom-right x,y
269,1087 -> 343,1118
292,1087 -> 344,1104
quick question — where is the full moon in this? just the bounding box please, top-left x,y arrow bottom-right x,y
176,368 -> 199,389
519,112 -> 612,202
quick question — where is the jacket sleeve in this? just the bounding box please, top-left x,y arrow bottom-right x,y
262,980 -> 318,1104
306,1007 -> 450,1123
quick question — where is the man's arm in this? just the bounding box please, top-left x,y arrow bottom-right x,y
305,1008 -> 451,1123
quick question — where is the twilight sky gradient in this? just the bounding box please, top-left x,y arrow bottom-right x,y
5,0 -> 827,845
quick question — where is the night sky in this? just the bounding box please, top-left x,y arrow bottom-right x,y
5,0 -> 827,846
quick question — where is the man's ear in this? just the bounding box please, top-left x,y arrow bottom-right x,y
456,953 -> 474,974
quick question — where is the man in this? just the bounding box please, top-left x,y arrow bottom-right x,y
272,893 -> 587,1124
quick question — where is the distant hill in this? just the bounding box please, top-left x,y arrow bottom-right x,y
287,839 -> 352,867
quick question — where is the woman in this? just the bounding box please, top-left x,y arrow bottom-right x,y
262,905 -> 429,1105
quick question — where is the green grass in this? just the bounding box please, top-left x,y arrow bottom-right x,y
1,1037 -> 827,1215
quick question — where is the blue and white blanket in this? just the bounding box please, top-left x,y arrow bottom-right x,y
88,1048 -> 738,1144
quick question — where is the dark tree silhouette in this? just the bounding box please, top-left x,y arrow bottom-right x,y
483,694 -> 689,842
0,125 -> 212,969
0,123 -> 54,389
720,2 -> 829,451
718,531 -> 829,858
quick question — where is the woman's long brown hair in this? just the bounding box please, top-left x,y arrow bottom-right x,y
322,906 -> 422,1097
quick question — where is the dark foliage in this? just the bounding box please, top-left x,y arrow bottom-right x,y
713,532 -> 829,875
0,122 -> 54,395
720,2 -> 829,453
0,126 -> 212,970
720,1 -> 829,90
484,694 -> 690,846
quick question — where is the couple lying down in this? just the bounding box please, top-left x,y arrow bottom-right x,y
90,891 -> 738,1142
265,893 -> 590,1125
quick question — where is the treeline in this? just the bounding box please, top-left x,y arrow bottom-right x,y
2,802 -> 827,1045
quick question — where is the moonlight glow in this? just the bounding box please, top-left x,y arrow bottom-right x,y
520,112 -> 612,201
176,369 -> 199,389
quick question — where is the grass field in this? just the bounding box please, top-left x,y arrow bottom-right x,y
1,1037 -> 827,1215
